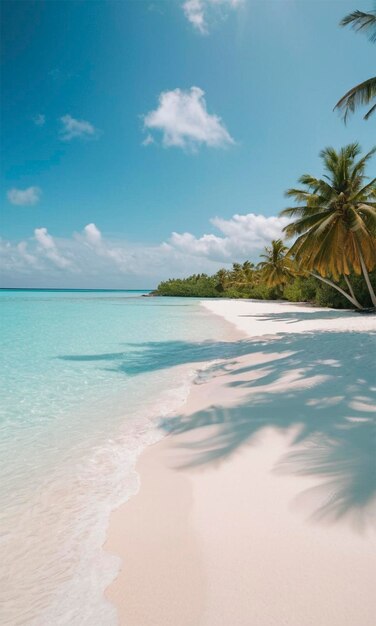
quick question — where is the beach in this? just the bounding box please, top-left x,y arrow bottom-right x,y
105,299 -> 376,626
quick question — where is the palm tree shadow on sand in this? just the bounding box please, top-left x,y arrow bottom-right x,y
60,328 -> 376,531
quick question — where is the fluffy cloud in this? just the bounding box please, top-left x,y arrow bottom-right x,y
7,186 -> 41,206
143,87 -> 234,150
34,227 -> 72,269
168,232 -> 226,259
59,115 -> 98,141
83,223 -> 102,245
17,241 -> 39,267
211,213 -> 289,249
169,213 -> 290,261
183,0 -> 244,34
79,222 -> 129,266
1,212 -> 288,287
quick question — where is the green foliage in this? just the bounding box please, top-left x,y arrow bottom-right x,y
248,283 -> 279,300
257,239 -> 294,287
283,276 -> 317,303
155,265 -> 376,309
314,271 -> 376,309
155,274 -> 220,298
282,271 -> 376,308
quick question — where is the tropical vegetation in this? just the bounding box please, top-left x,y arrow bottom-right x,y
257,239 -> 294,289
281,143 -> 376,309
334,6 -> 376,120
156,143 -> 376,310
155,260 -> 376,309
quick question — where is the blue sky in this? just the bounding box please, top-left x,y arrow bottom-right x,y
1,0 -> 375,288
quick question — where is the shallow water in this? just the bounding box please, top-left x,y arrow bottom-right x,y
0,290 -> 231,625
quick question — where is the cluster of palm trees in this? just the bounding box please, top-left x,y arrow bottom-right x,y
216,261 -> 256,291
223,142 -> 376,310
219,244 -> 294,293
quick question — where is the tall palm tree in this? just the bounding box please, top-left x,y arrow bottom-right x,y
257,239 -> 294,288
281,144 -> 376,309
334,7 -> 376,121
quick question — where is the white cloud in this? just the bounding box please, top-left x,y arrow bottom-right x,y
211,213 -> 289,247
1,212 -> 288,287
83,223 -> 102,246
143,87 -> 234,150
169,213 -> 290,261
59,115 -> 98,141
7,186 -> 41,206
34,227 -> 72,269
168,231 -> 227,259
183,0 -> 244,34
33,114 -> 45,126
183,0 -> 207,33
80,222 -> 128,266
17,241 -> 39,267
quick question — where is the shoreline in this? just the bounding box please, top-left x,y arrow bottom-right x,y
104,299 -> 376,626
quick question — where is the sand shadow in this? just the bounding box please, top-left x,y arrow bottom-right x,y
238,308 -> 365,324
59,330 -> 376,529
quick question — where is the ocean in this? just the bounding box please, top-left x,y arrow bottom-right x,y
0,290 -> 231,625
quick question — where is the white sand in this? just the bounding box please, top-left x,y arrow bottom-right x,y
105,299 -> 376,626
203,298 -> 376,335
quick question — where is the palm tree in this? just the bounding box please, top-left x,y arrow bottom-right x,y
230,262 -> 245,285
215,268 -> 230,292
334,7 -> 376,121
241,260 -> 255,283
257,239 -> 294,288
281,144 -> 376,309
226,261 -> 256,293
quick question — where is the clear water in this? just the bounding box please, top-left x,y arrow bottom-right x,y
0,290 -> 231,625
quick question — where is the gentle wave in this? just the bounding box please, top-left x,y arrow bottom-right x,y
32,368 -> 197,626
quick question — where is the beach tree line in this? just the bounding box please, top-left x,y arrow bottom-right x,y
156,6 -> 376,310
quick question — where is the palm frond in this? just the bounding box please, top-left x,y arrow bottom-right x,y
350,146 -> 376,181
340,9 -> 376,43
283,211 -> 333,237
284,188 -> 317,202
334,76 -> 376,121
350,176 -> 376,201
280,205 -> 327,218
365,102 -> 376,119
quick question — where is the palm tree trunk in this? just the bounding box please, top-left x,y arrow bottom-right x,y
309,272 -> 363,309
344,275 -> 357,302
356,245 -> 376,308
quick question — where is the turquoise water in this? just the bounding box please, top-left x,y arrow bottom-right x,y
0,290 -> 231,625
